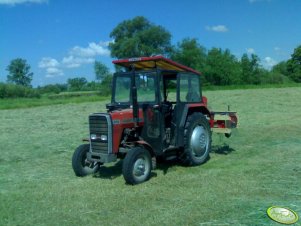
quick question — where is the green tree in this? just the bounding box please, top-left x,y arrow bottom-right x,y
171,38 -> 206,71
240,54 -> 253,84
263,61 -> 291,84
94,61 -> 110,81
109,16 -> 172,58
240,53 -> 264,84
272,61 -> 288,76
99,75 -> 113,95
262,71 -> 288,84
204,48 -> 241,85
37,84 -> 68,94
67,77 -> 87,91
287,45 -> 301,82
170,38 -> 208,84
6,58 -> 33,87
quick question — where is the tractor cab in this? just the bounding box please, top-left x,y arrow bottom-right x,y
108,56 -> 209,153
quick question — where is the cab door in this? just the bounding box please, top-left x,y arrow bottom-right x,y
174,72 -> 202,147
136,72 -> 165,155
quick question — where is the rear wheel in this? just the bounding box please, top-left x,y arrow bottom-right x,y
122,147 -> 152,185
181,112 -> 212,166
72,144 -> 99,176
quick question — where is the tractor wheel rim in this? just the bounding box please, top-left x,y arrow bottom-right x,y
190,125 -> 209,157
133,157 -> 150,179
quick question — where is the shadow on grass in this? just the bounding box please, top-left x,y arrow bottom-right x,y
93,160 -> 123,180
91,145 -> 234,180
211,144 -> 236,155
156,157 -> 182,175
92,158 -> 179,179
92,160 -> 159,182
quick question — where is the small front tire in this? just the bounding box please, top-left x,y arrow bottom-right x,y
72,144 -> 99,177
122,147 -> 152,185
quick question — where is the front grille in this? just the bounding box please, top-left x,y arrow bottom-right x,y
89,114 -> 112,154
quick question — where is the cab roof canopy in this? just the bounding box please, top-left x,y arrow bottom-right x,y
113,56 -> 201,76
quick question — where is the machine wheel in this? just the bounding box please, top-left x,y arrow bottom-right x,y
122,147 -> 152,185
72,144 -> 99,177
181,112 -> 212,166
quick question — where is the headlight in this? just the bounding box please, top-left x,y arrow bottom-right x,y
90,134 -> 108,141
100,135 -> 108,141
90,134 -> 97,140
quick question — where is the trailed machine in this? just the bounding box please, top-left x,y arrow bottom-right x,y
72,56 -> 238,184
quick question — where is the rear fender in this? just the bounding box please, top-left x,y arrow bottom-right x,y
180,104 -> 211,128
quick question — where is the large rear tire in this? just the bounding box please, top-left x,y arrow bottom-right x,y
122,147 -> 152,185
72,144 -> 99,177
181,113 -> 212,166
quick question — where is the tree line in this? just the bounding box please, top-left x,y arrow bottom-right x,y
0,59 -> 112,98
1,16 -> 300,98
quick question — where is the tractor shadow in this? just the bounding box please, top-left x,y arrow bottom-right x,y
156,144 -> 236,175
93,160 -> 123,180
92,144 -> 236,180
156,162 -> 177,176
92,158 -> 179,179
211,144 -> 236,155
155,158 -> 183,176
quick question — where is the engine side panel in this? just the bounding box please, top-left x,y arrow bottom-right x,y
110,109 -> 144,153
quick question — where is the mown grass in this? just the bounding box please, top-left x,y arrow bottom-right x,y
0,87 -> 300,225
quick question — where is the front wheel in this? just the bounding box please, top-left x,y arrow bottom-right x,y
72,144 -> 99,177
122,147 -> 152,185
181,112 -> 212,166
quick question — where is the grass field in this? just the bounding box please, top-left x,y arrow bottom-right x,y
0,94 -> 108,110
0,87 -> 300,225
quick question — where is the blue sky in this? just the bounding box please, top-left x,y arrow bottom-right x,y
1,0 -> 301,86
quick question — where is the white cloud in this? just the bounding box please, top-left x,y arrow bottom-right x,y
39,57 -> 60,68
263,57 -> 277,69
0,0 -> 48,5
62,56 -> 94,68
39,57 -> 63,78
45,67 -> 64,78
206,25 -> 229,33
246,48 -> 255,54
62,41 -> 111,68
38,40 -> 111,79
69,41 -> 110,58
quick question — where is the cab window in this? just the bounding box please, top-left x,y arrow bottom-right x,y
114,75 -> 131,103
179,73 -> 201,102
136,72 -> 156,102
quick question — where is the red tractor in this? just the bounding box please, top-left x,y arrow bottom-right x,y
72,56 -> 238,184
